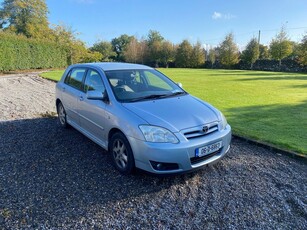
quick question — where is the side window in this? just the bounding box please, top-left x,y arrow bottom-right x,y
84,70 -> 105,93
64,68 -> 86,90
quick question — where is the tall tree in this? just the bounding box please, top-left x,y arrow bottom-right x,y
269,27 -> 293,67
0,0 -> 50,39
218,33 -> 239,68
123,37 -> 140,63
111,34 -> 133,61
241,37 -> 259,69
146,30 -> 164,67
147,30 -> 163,45
259,44 -> 270,59
191,41 -> 205,68
123,37 -> 148,64
297,34 -> 307,66
175,39 -> 193,68
90,40 -> 116,61
52,24 -> 101,64
208,48 -> 216,68
160,40 -> 175,68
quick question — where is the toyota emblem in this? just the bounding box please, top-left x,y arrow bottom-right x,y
202,126 -> 209,133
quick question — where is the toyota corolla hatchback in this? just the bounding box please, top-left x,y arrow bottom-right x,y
55,62 -> 231,175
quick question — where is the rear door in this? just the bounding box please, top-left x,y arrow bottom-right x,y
61,68 -> 86,126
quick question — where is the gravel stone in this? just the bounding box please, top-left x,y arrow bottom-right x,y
0,74 -> 306,229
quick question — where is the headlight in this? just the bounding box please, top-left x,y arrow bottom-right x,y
139,125 -> 179,143
219,112 -> 228,130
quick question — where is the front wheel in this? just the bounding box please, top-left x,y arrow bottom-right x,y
109,132 -> 135,175
57,102 -> 68,128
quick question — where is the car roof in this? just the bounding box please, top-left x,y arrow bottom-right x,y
70,62 -> 153,71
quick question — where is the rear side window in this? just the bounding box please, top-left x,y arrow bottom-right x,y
64,68 -> 86,90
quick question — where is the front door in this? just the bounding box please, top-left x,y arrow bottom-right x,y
78,69 -> 108,147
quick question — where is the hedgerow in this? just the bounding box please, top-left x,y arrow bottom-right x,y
0,32 -> 69,71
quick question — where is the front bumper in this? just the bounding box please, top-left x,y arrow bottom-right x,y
127,124 -> 232,174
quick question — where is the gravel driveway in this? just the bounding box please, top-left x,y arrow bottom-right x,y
0,74 -> 306,229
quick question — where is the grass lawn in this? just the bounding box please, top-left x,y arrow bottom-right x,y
40,70 -> 65,82
40,69 -> 307,154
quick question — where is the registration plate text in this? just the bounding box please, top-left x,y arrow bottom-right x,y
195,141 -> 222,157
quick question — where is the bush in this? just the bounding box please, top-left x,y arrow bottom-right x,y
0,32 -> 69,71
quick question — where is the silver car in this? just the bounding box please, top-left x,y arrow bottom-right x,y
55,62 -> 231,175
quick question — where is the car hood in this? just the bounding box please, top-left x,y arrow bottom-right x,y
122,95 -> 220,132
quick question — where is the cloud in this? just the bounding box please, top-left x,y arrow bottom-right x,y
212,12 -> 236,20
212,12 -> 222,20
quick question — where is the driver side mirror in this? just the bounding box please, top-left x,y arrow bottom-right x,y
87,90 -> 105,100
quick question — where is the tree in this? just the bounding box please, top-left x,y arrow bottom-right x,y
297,34 -> 307,66
160,40 -> 175,68
191,41 -> 205,68
51,23 -> 78,45
90,40 -> 116,61
122,37 -> 148,64
241,37 -> 259,69
111,34 -> 133,61
146,30 -> 164,67
147,30 -> 164,46
0,0 -> 51,39
259,44 -> 270,59
218,33 -> 239,68
175,39 -> 193,68
208,48 -> 216,68
52,24 -> 101,64
123,37 -> 140,63
269,27 -> 293,67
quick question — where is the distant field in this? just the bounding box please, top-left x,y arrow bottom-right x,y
41,68 -> 307,154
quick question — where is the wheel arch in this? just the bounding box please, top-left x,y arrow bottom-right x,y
108,128 -> 125,151
56,98 -> 62,110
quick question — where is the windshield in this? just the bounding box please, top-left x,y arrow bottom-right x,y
105,69 -> 186,102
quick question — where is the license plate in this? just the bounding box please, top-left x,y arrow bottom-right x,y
195,141 -> 222,157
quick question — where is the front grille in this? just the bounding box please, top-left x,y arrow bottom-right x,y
190,149 -> 221,165
184,124 -> 218,140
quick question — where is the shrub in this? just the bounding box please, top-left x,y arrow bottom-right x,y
0,32 -> 69,71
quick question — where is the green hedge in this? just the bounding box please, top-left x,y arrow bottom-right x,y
0,32 -> 69,71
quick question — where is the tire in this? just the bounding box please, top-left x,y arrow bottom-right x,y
57,102 -> 69,128
109,132 -> 135,175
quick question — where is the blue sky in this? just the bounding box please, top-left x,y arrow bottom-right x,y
12,0 -> 307,48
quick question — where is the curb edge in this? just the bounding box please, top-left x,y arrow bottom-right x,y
232,134 -> 307,162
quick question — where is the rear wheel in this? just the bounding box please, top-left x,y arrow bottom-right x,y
110,132 -> 135,175
57,102 -> 68,128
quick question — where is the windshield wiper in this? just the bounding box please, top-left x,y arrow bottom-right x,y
129,94 -> 169,102
169,91 -> 186,96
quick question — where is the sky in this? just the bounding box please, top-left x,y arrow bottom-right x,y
11,0 -> 307,49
